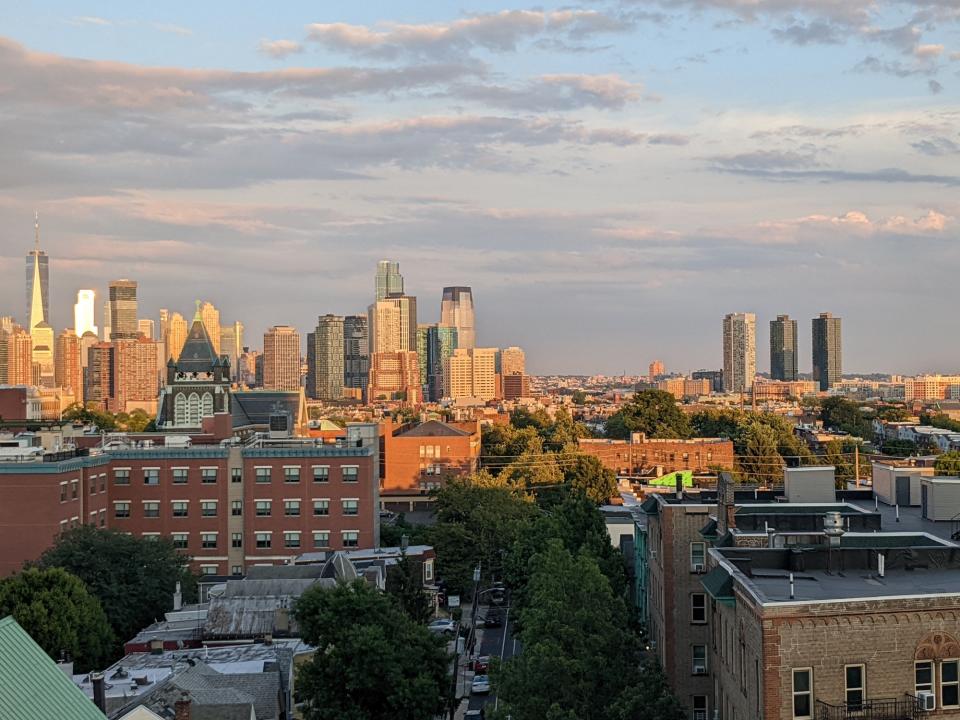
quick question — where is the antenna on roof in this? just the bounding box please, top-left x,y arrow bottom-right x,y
34,210 -> 40,251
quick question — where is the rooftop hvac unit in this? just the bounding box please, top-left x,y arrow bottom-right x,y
917,691 -> 936,711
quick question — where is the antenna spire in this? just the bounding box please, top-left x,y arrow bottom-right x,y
34,210 -> 40,251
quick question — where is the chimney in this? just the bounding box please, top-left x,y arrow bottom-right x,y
174,692 -> 191,720
91,672 -> 107,714
674,473 -> 683,501
173,581 -> 182,611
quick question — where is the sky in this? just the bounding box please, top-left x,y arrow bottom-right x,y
1,1 -> 958,376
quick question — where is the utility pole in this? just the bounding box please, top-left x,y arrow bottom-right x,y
854,444 -> 860,488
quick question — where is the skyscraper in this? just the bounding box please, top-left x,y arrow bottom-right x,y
440,286 -> 476,349
25,212 -> 49,332
30,321 -> 54,387
166,312 -> 188,361
649,360 -> 665,381
200,302 -> 221,356
306,315 -> 345,401
722,313 -> 756,393
444,347 -> 498,402
108,280 -> 138,340
102,300 -> 111,341
769,315 -> 798,382
343,315 -> 369,397
375,260 -> 404,301
263,325 -> 301,391
416,324 -> 431,389
220,321 -> 243,381
812,312 -> 842,391
3,325 -> 32,386
138,319 -> 155,340
369,294 -> 417,353
500,346 -> 527,400
55,329 -> 83,402
426,324 -> 458,401
74,290 -> 97,338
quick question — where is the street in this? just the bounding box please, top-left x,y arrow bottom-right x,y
465,602 -> 521,716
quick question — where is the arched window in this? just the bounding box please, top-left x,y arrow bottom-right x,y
188,393 -> 201,425
174,394 -> 186,425
201,392 -> 214,418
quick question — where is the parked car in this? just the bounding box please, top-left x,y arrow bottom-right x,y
483,611 -> 503,628
472,656 -> 490,673
471,675 -> 491,694
465,709 -> 486,720
427,618 -> 457,635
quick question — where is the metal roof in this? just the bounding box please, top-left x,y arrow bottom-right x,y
0,615 -> 106,720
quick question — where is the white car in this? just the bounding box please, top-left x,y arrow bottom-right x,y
427,618 -> 457,635
471,674 -> 491,694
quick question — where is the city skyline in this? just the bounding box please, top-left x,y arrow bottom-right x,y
1,2 -> 958,375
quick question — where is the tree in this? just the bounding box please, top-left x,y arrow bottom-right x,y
738,421 -> 782,484
124,409 -> 152,432
880,438 -> 918,457
823,439 -> 856,487
501,451 -> 564,489
385,552 -> 434,625
0,567 -> 114,671
935,451 -> 960,477
605,390 -> 692,440
62,403 -> 118,431
38,526 -> 197,646
819,397 -> 872,439
571,390 -> 587,405
559,452 -> 617,504
294,580 -> 449,720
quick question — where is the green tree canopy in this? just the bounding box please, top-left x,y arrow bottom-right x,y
294,580 -> 449,720
0,567 -> 114,672
738,421 -> 782,485
38,526 -> 196,646
819,397 -> 873,439
558,452 -> 617,504
385,552 -> 433,625
605,390 -> 692,440
935,451 -> 960,477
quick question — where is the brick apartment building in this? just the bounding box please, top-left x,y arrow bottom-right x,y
578,432 -> 734,477
638,470 -> 960,719
0,433 -> 377,578
379,417 -> 480,503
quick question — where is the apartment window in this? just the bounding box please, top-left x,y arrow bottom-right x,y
342,466 -> 359,482
342,499 -> 359,516
71,481 -> 78,499
692,645 -> 707,675
917,661 -> 935,706
99,475 -> 106,493
284,500 -> 301,517
201,468 -> 218,484
312,465 -> 329,483
313,499 -> 330,517
201,533 -> 218,549
793,669 -> 813,719
143,502 -> 160,519
200,501 -> 218,517
200,565 -> 218,576
231,500 -> 243,516
231,565 -> 243,576
172,501 -> 189,518
255,500 -> 272,517
284,466 -> 300,483
231,467 -> 242,483
114,468 -> 130,485
692,696 -> 708,720
342,531 -> 359,548
255,532 -> 272,549
89,478 -> 96,495
172,468 -> 188,484
845,665 -> 864,710
943,660 -> 960,708
144,468 -> 159,485
424,560 -> 434,582
690,542 -> 706,572
313,531 -> 330,549
231,532 -> 243,548
284,531 -> 301,548
691,593 -> 707,624
60,483 -> 67,502
255,467 -> 271,483
114,502 -> 130,519
172,533 -> 188,549
99,510 -> 106,527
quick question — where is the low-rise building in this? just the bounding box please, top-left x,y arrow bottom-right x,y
578,433 -> 734,476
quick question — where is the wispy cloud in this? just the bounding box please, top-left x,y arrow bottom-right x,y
258,39 -> 304,59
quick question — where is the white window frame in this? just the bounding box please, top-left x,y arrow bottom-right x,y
793,668 -> 814,720
341,530 -> 359,547
692,644 -> 707,675
312,531 -> 330,549
691,593 -> 707,624
942,659 -> 960,709
690,542 -> 706,571
844,664 -> 865,710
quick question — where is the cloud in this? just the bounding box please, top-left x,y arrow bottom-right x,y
928,79 -> 944,93
258,39 -> 304,59
771,20 -> 844,46
70,16 -> 112,27
852,55 -> 938,77
779,209 -> 950,235
305,10 -> 634,60
452,73 -> 644,111
911,136 -> 959,155
152,23 -> 193,37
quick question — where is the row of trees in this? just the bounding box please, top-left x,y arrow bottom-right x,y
0,526 -> 196,671
62,403 -> 154,432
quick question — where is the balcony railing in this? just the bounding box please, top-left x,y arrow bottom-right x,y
815,696 -> 919,720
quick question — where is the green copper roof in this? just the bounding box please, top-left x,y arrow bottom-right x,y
0,616 -> 105,720
701,567 -> 735,606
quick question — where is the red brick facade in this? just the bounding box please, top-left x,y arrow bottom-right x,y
579,434 -> 735,476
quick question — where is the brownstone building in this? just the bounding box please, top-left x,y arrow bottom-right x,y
579,432 -> 734,476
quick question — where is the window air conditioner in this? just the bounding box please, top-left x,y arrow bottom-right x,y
693,563 -> 705,573
693,711 -> 707,720
649,549 -> 658,559
693,662 -> 707,675
917,691 -> 936,711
